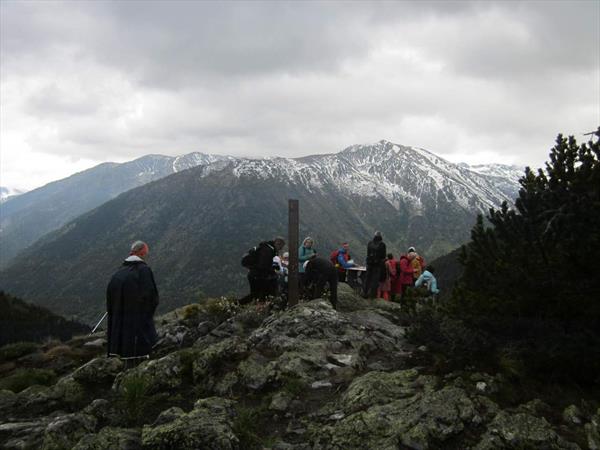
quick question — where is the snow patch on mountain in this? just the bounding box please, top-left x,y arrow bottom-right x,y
0,186 -> 25,202
220,139 -> 519,215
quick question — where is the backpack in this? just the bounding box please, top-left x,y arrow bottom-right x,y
330,250 -> 340,267
241,246 -> 258,269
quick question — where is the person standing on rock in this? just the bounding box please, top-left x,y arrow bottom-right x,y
106,240 -> 159,365
408,246 -> 425,281
240,237 -> 286,304
298,236 -> 317,289
304,254 -> 338,309
363,231 -> 387,299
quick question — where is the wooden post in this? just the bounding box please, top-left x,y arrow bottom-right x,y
288,199 -> 299,306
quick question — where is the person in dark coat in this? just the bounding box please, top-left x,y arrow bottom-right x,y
304,255 -> 338,309
241,237 -> 286,304
363,231 -> 387,299
106,240 -> 159,363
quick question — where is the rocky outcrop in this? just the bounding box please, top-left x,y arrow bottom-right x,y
141,397 -> 238,449
0,284 -> 589,449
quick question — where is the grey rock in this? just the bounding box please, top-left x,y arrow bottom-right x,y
73,427 -> 141,450
311,380 -> 333,389
82,399 -> 111,424
152,407 -> 185,426
141,397 -> 238,449
197,321 -> 214,336
0,389 -> 17,412
41,413 -> 97,450
83,338 -> 106,349
562,404 -> 583,425
586,408 -> 600,450
475,411 -> 580,450
72,357 -> 124,385
270,391 -> 293,412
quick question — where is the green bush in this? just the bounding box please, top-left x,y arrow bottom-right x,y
201,297 -> 240,324
0,368 -> 56,392
444,129 -> 600,385
407,304 -> 495,372
119,373 -> 152,426
0,341 -> 39,362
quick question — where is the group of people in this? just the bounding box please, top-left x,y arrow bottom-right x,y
104,234 -> 439,363
241,232 -> 439,309
362,231 -> 439,302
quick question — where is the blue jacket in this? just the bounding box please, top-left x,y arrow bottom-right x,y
336,248 -> 354,269
415,270 -> 439,294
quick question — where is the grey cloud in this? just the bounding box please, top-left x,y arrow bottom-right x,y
1,0 -> 598,188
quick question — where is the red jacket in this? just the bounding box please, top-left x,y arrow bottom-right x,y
398,255 -> 414,285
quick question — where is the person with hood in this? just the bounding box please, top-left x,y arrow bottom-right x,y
377,253 -> 396,301
397,252 -> 415,300
363,231 -> 387,299
415,265 -> 440,295
408,246 -> 426,281
304,254 -> 338,309
331,242 -> 356,283
241,237 -> 286,303
106,240 -> 159,365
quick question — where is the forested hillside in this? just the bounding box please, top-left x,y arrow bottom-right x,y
0,292 -> 89,345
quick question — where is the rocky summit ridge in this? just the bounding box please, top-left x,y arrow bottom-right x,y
1,285 -> 597,449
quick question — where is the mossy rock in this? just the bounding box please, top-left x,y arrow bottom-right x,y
73,426 -> 141,450
41,413 -> 97,450
141,397 -> 238,449
475,411 -> 581,450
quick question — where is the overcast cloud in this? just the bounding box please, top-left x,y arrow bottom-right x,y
1,0 -> 598,191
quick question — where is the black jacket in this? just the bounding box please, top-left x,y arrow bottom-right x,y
249,241 -> 277,279
304,257 -> 337,283
366,238 -> 387,267
106,259 -> 159,358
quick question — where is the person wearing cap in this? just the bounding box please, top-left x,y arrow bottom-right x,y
106,240 -> 159,365
363,231 -> 387,299
331,242 -> 356,283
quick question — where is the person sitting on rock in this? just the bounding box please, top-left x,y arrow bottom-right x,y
303,254 -> 338,310
106,240 -> 159,366
415,265 -> 440,295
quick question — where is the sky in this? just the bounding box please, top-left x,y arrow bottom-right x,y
1,1 -> 599,192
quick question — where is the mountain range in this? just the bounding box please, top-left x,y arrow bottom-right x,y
0,153 -> 232,266
0,140 -> 524,323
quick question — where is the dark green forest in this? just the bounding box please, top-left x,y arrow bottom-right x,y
411,128 -> 600,386
0,291 -> 89,345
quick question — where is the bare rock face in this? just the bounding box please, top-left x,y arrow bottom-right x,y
140,397 -> 239,450
0,284 -> 588,449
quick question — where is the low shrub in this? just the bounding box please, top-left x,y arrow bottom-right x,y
0,368 -> 56,392
202,297 -> 240,324
118,373 -> 152,426
407,304 -> 495,372
0,341 -> 39,362
43,344 -> 74,361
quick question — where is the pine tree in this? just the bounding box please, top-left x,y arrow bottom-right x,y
456,128 -> 600,329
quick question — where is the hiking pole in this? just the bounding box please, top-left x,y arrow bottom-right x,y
90,312 -> 108,335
